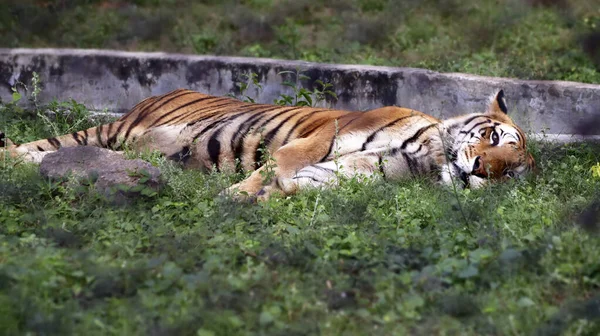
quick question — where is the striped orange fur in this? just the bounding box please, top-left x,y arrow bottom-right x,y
3,89 -> 534,199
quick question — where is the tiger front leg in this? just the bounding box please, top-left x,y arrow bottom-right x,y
276,153 -> 383,195
226,154 -> 383,200
224,160 -> 281,201
222,135 -> 334,200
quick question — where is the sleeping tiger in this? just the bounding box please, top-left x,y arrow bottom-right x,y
1,89 -> 534,199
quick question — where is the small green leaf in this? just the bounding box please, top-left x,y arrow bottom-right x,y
458,265 -> 479,278
197,329 -> 215,336
228,315 -> 244,328
500,248 -> 521,261
259,311 -> 274,325
517,297 -> 535,307
12,91 -> 22,102
469,248 -> 493,263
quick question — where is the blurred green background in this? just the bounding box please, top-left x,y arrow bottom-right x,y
1,0 -> 599,82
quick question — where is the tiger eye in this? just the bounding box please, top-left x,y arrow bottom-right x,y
491,131 -> 499,145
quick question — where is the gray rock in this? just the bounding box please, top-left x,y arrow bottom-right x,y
40,146 -> 163,201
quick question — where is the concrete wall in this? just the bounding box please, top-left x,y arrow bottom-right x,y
1,48 -> 599,139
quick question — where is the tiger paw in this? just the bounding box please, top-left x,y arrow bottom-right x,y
219,183 -> 258,203
219,184 -> 283,202
254,185 -> 285,202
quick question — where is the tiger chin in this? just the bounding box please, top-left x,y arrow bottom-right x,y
1,88 -> 534,200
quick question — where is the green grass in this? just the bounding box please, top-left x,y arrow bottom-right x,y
2,0 -> 600,83
1,91 -> 600,335
2,1 -> 600,333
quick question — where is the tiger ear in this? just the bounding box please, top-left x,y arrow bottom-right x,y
487,90 -> 508,114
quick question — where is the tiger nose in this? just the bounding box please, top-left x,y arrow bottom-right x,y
472,156 -> 486,176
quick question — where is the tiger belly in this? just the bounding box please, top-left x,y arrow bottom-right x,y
280,129 -> 444,190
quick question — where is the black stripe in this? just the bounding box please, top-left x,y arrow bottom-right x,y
185,112 -> 226,128
165,98 -> 239,126
402,153 -> 417,176
223,106 -> 282,144
253,110 -> 302,169
193,101 -> 249,116
106,124 -> 120,149
230,106 -> 291,170
241,106 -> 295,135
457,115 -> 486,133
459,120 -> 489,135
448,149 -> 458,161
190,105 -> 266,144
149,96 -> 227,127
167,145 -> 192,165
254,107 -> 304,131
191,117 -> 229,142
106,122 -> 116,149
207,130 -> 222,170
82,129 -> 89,145
459,115 -> 485,128
429,161 -> 438,175
133,90 -> 190,121
378,156 -> 386,179
47,137 -> 61,149
181,101 -> 253,138
300,119 -> 331,137
110,93 -> 163,144
338,114 -> 362,132
312,165 -> 335,173
275,177 -> 284,191
292,175 -> 321,182
107,122 -> 126,149
124,90 -> 197,140
281,110 -> 330,145
361,116 -> 414,151
184,99 -> 255,128
96,125 -> 104,147
400,124 -> 437,150
319,137 -> 336,162
192,107 -> 258,141
193,105 -> 280,171
462,114 -> 487,127
408,144 -> 423,155
117,94 -> 159,122
71,133 -> 83,145
37,145 -> 45,151
454,162 -> 469,188
232,110 -> 271,171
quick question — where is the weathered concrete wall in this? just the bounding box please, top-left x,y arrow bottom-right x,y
1,48 -> 599,139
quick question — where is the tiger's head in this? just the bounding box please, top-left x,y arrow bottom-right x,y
446,90 -> 535,188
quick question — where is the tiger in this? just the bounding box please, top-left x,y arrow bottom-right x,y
1,88 -> 535,200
